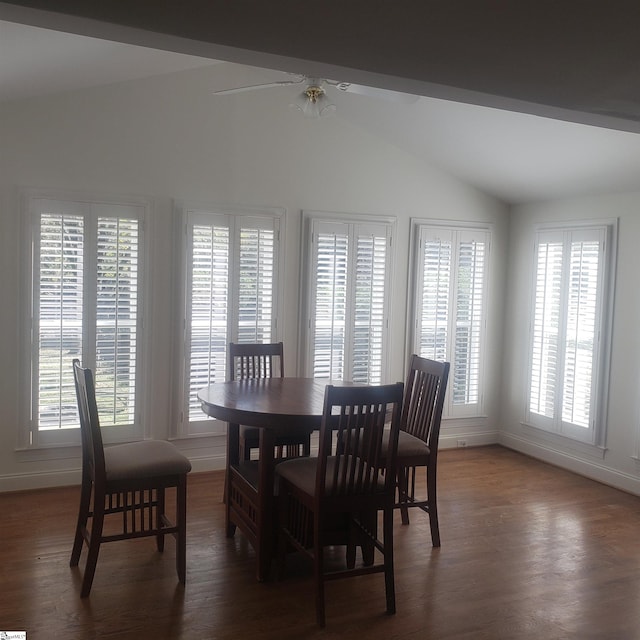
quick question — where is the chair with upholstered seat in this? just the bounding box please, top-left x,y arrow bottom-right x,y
276,382 -> 404,627
228,342 -> 311,460
70,359 -> 192,597
389,354 -> 449,546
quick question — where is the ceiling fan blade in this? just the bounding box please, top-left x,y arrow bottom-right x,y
329,81 -> 419,104
212,75 -> 306,95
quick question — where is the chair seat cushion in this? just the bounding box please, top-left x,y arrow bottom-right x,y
105,440 -> 192,482
276,456 -> 385,496
381,429 -> 430,460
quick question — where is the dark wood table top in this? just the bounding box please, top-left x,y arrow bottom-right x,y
197,377 -> 354,429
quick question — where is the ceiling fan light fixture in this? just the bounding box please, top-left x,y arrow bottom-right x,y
289,82 -> 336,118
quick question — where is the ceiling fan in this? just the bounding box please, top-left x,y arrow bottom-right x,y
212,74 -> 418,118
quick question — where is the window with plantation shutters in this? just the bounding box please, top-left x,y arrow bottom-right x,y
27,195 -> 145,447
526,223 -> 615,444
304,214 -> 393,384
412,223 -> 489,418
180,207 -> 281,433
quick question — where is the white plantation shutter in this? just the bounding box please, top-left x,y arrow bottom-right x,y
307,217 -> 392,384
37,212 -> 84,430
237,221 -> 275,343
183,209 -> 280,427
527,225 -> 610,442
95,215 -> 139,425
187,219 -> 230,421
454,232 -> 487,406
417,231 -> 451,363
529,235 -> 564,419
414,225 -> 489,417
563,237 -> 601,427
353,233 -> 387,383
30,196 -> 145,445
313,229 -> 348,379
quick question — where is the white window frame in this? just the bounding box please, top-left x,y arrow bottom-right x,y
173,202 -> 284,437
19,189 -> 149,449
300,210 -> 395,384
408,219 -> 491,419
524,219 -> 617,446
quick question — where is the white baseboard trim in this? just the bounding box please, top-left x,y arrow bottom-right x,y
500,432 -> 640,496
440,430 -> 498,450
0,453 -> 226,493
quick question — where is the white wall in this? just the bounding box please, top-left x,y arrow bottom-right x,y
0,65 -> 508,490
501,194 -> 640,494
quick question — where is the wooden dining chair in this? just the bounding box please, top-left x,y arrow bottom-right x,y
275,382 -> 404,627
70,359 -> 192,597
388,354 -> 450,547
228,342 -> 311,460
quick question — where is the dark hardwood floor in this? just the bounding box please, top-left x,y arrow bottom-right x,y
3,445 -> 640,639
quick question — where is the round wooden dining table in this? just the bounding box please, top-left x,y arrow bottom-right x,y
198,377 -> 353,582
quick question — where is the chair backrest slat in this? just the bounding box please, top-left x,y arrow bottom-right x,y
228,342 -> 284,381
317,383 -> 404,498
72,359 -> 106,482
402,355 -> 450,450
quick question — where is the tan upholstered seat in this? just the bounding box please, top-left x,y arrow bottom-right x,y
70,359 -> 191,597
103,440 -> 191,482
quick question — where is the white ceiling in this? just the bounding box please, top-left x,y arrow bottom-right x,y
3,18 -> 640,205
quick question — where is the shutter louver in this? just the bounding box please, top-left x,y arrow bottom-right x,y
527,225 -> 608,439
562,239 -> 600,428
185,212 -> 279,426
419,235 -> 451,363
415,226 -> 489,417
353,233 -> 387,383
313,231 -> 348,379
453,237 -> 486,405
529,240 -> 563,419
37,214 -> 84,429
188,223 -> 229,420
95,216 -> 139,425
238,226 -> 275,344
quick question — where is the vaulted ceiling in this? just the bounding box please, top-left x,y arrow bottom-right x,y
3,0 -> 640,204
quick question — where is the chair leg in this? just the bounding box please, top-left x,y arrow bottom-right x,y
303,432 -> 311,457
346,517 -> 357,569
239,435 -> 253,461
427,465 -> 440,547
225,469 -> 236,538
80,497 -> 105,598
397,468 -> 411,525
156,488 -> 166,552
383,505 -> 396,615
176,476 -> 188,584
276,487 -> 289,580
70,476 -> 92,567
314,524 -> 326,628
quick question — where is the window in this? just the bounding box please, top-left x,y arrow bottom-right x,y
24,193 -> 146,448
526,222 -> 616,444
410,222 -> 490,417
177,204 -> 282,435
303,213 -> 394,384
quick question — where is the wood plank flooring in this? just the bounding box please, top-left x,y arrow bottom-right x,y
3,445 -> 640,639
